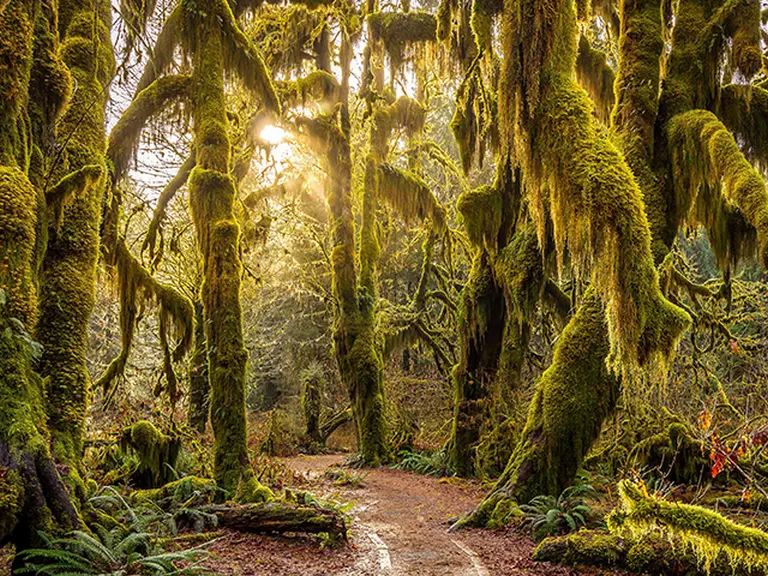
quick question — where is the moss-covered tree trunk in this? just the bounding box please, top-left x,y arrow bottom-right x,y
187,14 -> 265,497
325,33 -> 388,465
187,300 -> 209,433
0,0 -> 80,552
447,251 -> 505,476
36,0 -> 114,494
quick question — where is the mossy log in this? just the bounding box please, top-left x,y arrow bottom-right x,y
201,502 -> 346,539
534,529 -> 768,576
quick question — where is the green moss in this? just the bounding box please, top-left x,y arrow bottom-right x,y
0,468 -> 24,538
121,420 -> 181,488
533,531 -> 626,566
457,185 -> 502,251
0,0 -> 34,168
367,11 -> 436,71
629,422 -> 709,484
469,0 -> 502,53
609,480 -> 768,574
667,109 -> 768,268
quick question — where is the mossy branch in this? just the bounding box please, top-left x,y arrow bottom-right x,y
214,0 -> 280,115
367,10 -> 437,70
96,239 -> 194,397
608,480 -> 768,574
377,163 -> 446,232
141,154 -> 196,265
529,74 -> 690,377
108,74 -> 193,182
134,4 -> 182,95
667,109 -> 768,267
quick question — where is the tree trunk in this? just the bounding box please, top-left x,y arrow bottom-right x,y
37,0 -> 114,495
459,292 -> 619,527
187,300 -> 210,433
447,251 -> 505,476
187,13 -> 266,499
0,0 -> 80,554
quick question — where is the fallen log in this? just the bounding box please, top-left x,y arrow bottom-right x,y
202,501 -> 347,540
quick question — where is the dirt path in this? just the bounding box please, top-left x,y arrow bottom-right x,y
288,454 -> 485,576
269,455 -> 618,576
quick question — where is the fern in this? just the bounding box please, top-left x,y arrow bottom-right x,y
520,482 -> 596,541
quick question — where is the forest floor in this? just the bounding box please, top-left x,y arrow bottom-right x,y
203,454 -> 628,576
0,454 -> 628,575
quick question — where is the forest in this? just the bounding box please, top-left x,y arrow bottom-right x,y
2,0 -> 768,574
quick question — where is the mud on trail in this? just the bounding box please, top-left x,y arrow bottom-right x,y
205,455 -> 625,576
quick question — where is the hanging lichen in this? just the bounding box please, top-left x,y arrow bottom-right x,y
377,163 -> 446,232
367,11 -> 436,71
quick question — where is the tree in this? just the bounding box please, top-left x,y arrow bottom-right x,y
446,0 -> 768,526
106,0 -> 280,498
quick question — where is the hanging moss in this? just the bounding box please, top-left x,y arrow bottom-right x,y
718,84 -> 768,168
469,0 -> 502,53
107,74 -> 193,182
457,184 -> 501,250
367,11 -> 436,70
666,109 -> 768,267
377,163 -> 446,232
371,96 -> 426,160
277,70 -> 339,111
451,63 -> 496,173
120,420 -> 181,489
609,480 -> 768,574
575,35 -> 615,124
529,73 -> 689,378
142,154 -> 196,265
721,0 -> 762,80
96,239 -> 194,396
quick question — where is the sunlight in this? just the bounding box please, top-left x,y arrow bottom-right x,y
260,124 -> 287,145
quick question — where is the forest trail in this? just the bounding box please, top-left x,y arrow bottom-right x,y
229,455 -> 614,576
285,454 -> 486,576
